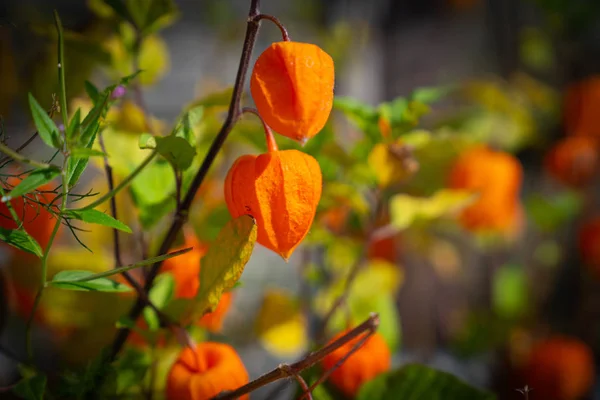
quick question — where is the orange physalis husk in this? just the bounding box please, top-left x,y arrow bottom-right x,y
224,149 -> 322,260
578,217 -> 600,272
448,145 -> 523,233
166,343 -> 249,400
250,41 -> 334,143
0,179 -> 59,252
160,231 -> 233,332
523,336 -> 594,400
321,331 -> 391,397
544,136 -> 598,188
161,233 -> 207,299
564,76 -> 600,137
197,291 -> 233,333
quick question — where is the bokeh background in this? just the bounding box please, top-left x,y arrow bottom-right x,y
1,0 -> 600,399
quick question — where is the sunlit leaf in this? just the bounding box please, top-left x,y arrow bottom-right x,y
389,189 -> 476,231
255,290 -> 308,358
194,215 -> 257,318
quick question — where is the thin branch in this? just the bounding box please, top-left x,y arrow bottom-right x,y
281,365 -> 313,400
253,14 -> 290,41
212,313 -> 380,400
108,0 -> 263,362
0,142 -> 58,170
241,107 -> 278,152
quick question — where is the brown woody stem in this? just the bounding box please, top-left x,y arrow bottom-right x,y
253,14 -> 290,41
242,107 -> 278,152
107,0 -> 263,361
212,313 -> 380,400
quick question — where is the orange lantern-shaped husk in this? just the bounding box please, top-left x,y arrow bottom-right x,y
322,331 -> 391,397
166,343 -> 249,400
224,149 -> 322,260
448,145 -> 523,233
0,180 -> 59,252
523,336 -> 594,400
250,41 -> 334,143
544,136 -> 598,187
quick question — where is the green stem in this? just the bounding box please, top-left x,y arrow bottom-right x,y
78,151 -> 157,211
0,143 -> 57,170
25,167 -> 68,362
53,10 -> 68,128
50,247 -> 192,284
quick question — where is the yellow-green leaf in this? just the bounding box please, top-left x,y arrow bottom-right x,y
389,189 -> 476,231
255,289 -> 308,358
194,215 -> 257,317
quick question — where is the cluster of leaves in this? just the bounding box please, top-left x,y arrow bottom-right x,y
0,0 -> 575,399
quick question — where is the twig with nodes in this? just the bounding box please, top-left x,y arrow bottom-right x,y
212,313 -> 380,400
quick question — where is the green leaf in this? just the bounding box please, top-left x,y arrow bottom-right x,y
13,374 -> 47,400
84,81 -> 100,104
113,348 -> 151,395
70,148 -> 107,158
173,106 -> 203,144
5,168 -> 60,199
138,133 -> 156,149
49,248 -> 191,285
65,209 -> 132,233
357,364 -> 495,400
49,270 -> 132,292
155,136 -> 197,170
28,93 -> 61,149
525,191 -> 583,233
67,108 -> 81,140
105,0 -> 179,35
0,228 -> 43,257
194,215 -> 257,317
333,97 -> 379,142
492,264 -> 528,319
143,273 -> 175,330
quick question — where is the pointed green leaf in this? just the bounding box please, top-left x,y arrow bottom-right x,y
144,273 -> 175,330
5,168 -> 60,200
195,215 -> 257,317
13,374 -> 46,400
67,108 -> 81,140
155,136 -> 196,170
70,148 -> 107,158
49,247 -> 192,284
28,93 -> 61,149
49,270 -> 132,292
0,227 -> 42,257
357,364 -> 495,400
84,81 -> 100,104
65,209 -> 132,233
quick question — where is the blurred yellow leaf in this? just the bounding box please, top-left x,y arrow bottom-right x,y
368,142 -> 419,188
390,189 -> 476,231
104,31 -> 170,86
255,289 -> 308,358
138,35 -> 170,85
